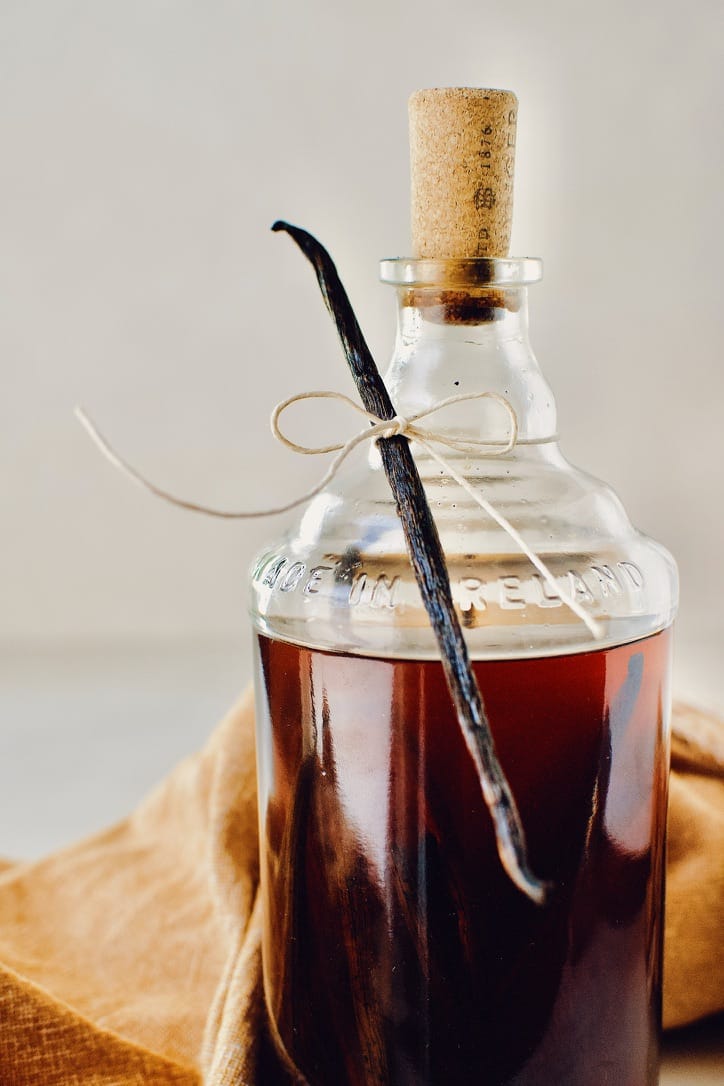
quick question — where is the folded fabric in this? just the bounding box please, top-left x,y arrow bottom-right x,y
0,692 -> 721,1085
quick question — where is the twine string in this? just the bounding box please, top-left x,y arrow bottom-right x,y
75,390 -> 602,639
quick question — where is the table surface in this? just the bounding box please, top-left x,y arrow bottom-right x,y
661,1016 -> 723,1083
0,641 -> 721,1081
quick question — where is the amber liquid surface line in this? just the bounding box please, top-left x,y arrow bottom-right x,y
254,628 -> 672,1086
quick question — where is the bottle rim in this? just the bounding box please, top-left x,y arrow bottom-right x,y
379,257 -> 543,287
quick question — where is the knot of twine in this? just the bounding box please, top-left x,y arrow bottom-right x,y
76,390 -> 602,639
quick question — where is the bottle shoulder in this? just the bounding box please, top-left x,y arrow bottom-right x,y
250,445 -> 678,659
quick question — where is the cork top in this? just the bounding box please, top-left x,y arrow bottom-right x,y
409,88 -> 518,259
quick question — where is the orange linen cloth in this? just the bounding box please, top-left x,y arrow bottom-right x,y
0,693 -> 721,1085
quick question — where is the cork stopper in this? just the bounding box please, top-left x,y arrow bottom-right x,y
409,88 -> 518,259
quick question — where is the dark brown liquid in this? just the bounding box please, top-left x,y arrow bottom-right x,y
255,630 -> 671,1085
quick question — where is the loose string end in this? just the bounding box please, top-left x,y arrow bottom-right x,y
74,401 -> 371,520
75,405 -> 143,484
73,405 -> 284,519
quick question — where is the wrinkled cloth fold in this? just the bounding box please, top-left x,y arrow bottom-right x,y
0,692 -> 721,1084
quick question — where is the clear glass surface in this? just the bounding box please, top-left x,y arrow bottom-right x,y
250,262 -> 677,660
250,260 -> 678,1085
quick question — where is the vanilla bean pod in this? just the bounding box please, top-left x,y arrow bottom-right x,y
272,220 -> 548,905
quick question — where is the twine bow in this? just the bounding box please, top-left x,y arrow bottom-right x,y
76,390 -> 602,639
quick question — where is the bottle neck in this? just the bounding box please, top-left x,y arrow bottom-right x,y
383,286 -> 557,447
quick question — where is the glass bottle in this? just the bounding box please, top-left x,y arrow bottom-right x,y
250,255 -> 678,1085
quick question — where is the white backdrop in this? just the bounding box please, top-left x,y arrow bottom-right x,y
1,2 -> 723,707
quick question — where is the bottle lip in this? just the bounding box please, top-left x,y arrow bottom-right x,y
379,257 -> 543,287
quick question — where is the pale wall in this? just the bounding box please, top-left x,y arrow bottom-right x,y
1,1 -> 722,708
